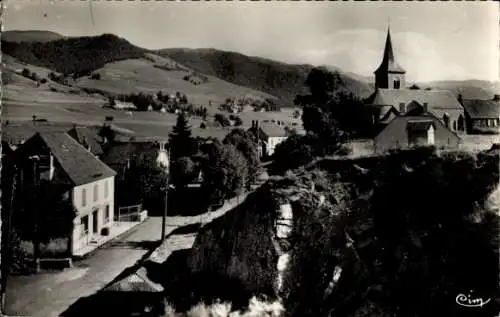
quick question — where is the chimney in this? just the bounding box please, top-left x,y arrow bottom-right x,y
399,103 -> 406,114
423,102 -> 428,113
493,94 -> 500,101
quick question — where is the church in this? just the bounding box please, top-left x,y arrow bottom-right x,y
365,26 -> 464,153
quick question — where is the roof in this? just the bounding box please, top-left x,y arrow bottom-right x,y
374,115 -> 460,142
104,267 -> 163,292
374,27 -> 405,74
67,126 -> 104,156
22,132 -> 116,186
100,141 -> 159,167
462,99 -> 500,119
406,119 -> 435,132
252,121 -> 288,138
369,89 -> 463,111
3,122 -> 73,145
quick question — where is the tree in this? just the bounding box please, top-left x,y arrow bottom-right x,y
14,181 -> 77,258
223,129 -> 261,187
98,124 -> 116,144
214,113 -> 231,127
171,156 -> 197,189
233,116 -> 243,126
201,142 -> 249,204
272,134 -> 316,175
169,113 -> 196,161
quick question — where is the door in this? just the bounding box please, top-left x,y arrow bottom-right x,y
92,209 -> 99,234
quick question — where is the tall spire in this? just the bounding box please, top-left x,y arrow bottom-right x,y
375,25 -> 405,74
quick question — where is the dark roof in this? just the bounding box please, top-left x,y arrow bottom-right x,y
462,99 -> 500,119
23,132 -> 116,186
374,27 -> 405,74
252,122 -> 288,138
100,141 -> 159,167
3,122 -> 73,145
67,126 -> 104,156
368,89 -> 463,115
374,115 -> 460,142
406,120 -> 435,132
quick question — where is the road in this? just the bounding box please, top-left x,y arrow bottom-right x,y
3,214 -> 208,317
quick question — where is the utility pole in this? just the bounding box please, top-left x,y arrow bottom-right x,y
157,141 -> 170,241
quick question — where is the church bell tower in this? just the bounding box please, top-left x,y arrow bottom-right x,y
374,26 -> 406,89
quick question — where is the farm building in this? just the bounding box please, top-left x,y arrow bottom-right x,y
460,95 -> 500,134
14,131 -> 117,256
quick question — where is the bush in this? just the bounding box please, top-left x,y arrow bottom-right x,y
90,73 -> 101,80
214,113 -> 231,127
200,122 -> 207,129
21,68 -> 30,77
39,78 -> 48,84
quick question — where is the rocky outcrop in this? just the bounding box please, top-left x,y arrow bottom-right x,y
185,146 -> 500,317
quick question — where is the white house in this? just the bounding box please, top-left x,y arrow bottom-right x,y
248,120 -> 289,158
16,131 -> 117,256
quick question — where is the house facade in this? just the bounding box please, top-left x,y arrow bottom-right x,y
366,26 -> 466,135
248,120 -> 289,158
460,95 -> 500,134
374,115 -> 461,153
15,132 -> 116,256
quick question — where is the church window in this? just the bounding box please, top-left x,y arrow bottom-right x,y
394,79 -> 401,89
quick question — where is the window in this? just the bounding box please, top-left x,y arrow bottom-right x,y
93,184 -> 98,202
393,79 -> 401,89
82,189 -> 87,207
104,180 -> 109,199
81,216 -> 89,236
104,205 -> 110,224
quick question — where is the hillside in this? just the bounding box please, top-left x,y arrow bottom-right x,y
157,48 -> 375,103
1,33 -> 148,76
417,80 -> 500,99
2,30 -> 64,43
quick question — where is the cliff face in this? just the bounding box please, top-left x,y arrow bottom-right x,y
185,146 -> 500,317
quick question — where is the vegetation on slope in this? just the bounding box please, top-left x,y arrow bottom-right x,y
2,30 -> 64,43
158,48 -> 374,104
269,146 -> 500,317
2,33 -> 147,77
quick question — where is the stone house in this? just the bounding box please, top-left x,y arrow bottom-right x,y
248,120 -> 289,158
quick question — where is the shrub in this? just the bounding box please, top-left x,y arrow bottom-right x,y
200,122 -> 207,129
214,113 -> 231,127
39,78 -> 48,84
21,68 -> 30,77
90,73 -> 101,80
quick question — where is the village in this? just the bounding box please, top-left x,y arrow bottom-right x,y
1,2 -> 500,316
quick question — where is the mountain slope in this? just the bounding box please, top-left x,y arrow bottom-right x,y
417,80 -> 500,99
157,48 -> 374,103
2,30 -> 64,43
2,33 -> 148,76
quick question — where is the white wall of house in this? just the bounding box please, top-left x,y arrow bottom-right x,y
71,176 -> 115,254
265,136 -> 287,157
427,126 -> 435,145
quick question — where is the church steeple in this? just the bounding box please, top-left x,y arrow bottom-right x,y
374,25 -> 406,89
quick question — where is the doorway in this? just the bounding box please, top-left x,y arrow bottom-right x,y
92,209 -> 99,234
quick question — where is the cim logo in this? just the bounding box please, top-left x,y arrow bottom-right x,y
456,291 -> 491,308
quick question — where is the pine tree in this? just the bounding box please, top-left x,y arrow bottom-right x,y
169,113 -> 195,161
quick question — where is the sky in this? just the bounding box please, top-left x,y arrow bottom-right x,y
5,1 -> 499,83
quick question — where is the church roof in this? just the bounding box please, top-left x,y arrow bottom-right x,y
369,89 -> 464,111
375,27 -> 405,74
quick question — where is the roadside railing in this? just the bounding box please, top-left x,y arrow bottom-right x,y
116,204 -> 145,222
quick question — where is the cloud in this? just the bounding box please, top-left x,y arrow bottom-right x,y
294,28 -> 479,82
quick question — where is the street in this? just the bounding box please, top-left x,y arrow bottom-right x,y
4,214 -> 207,317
